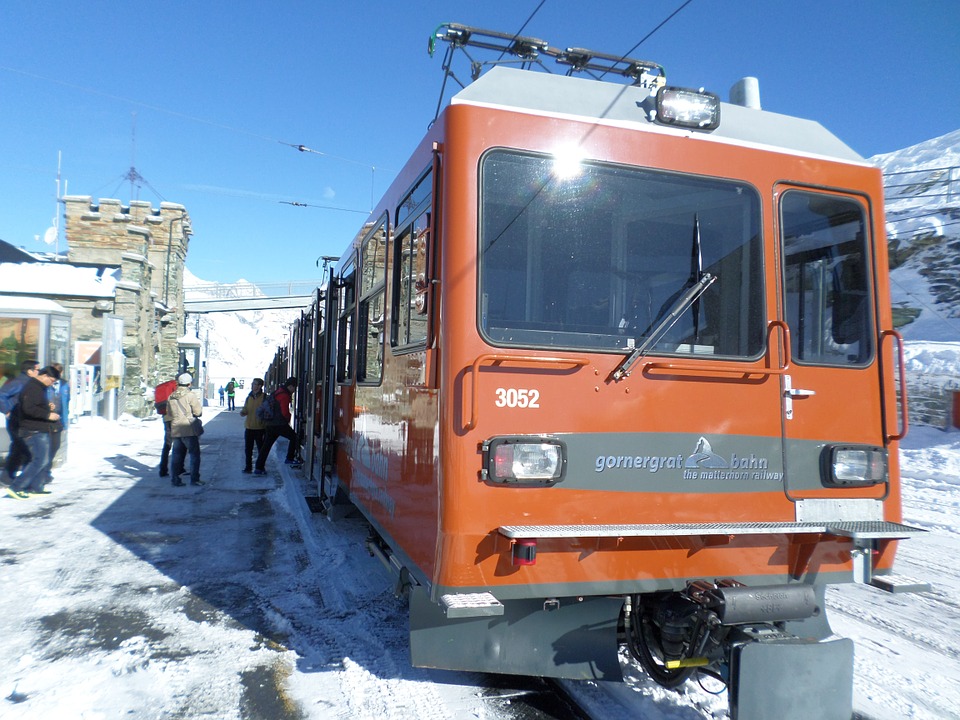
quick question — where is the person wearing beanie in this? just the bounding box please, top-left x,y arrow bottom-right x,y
6,365 -> 61,498
254,376 -> 301,474
167,373 -> 204,487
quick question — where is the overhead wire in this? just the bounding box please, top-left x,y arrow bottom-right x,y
280,142 -> 380,212
882,164 -> 960,177
883,167 -> 960,331
886,205 -> 959,220
887,217 -> 960,232
495,0 -> 548,61
279,200 -> 370,216
0,63 -> 380,214
598,0 -> 696,78
887,272 -> 960,334
885,192 -> 957,199
0,64 -> 279,145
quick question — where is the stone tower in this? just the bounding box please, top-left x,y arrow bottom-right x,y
64,197 -> 192,415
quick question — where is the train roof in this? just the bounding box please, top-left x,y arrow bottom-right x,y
450,66 -> 866,165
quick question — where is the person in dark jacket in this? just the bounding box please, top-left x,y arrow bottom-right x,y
0,359 -> 39,483
7,365 -> 61,498
253,377 -> 301,475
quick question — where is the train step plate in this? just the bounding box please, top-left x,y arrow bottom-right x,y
824,521 -> 928,540
441,592 -> 505,618
498,521 -> 927,540
869,574 -> 931,594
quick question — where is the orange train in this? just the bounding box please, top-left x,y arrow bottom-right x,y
268,26 -> 928,720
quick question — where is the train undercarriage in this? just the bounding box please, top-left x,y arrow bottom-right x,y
622,582 -> 853,719
365,528 -> 856,720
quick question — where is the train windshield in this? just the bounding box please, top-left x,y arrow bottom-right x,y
479,150 -> 765,358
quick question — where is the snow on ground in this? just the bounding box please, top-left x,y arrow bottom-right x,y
0,410 -> 516,720
825,423 -> 960,720
2,347 -> 960,719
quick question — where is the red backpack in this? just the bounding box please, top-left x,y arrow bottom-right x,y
154,380 -> 178,415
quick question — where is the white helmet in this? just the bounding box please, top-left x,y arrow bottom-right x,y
177,373 -> 193,386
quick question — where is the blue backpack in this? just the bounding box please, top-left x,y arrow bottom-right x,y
0,377 -> 27,415
255,392 -> 280,423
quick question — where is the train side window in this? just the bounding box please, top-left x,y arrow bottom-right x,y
392,167 -> 432,351
336,260 -> 357,384
781,191 -> 873,366
357,219 -> 388,384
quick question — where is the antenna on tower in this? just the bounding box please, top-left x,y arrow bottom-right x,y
109,111 -> 165,203
125,111 -> 144,201
42,151 -> 63,258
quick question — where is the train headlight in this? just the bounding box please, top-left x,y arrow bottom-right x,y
482,437 -> 566,486
821,445 -> 887,487
655,86 -> 721,131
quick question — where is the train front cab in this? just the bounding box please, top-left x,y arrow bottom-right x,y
399,71 -> 929,720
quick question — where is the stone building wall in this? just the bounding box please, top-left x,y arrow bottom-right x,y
64,197 -> 191,417
146,204 -> 190,382
53,296 -> 114,350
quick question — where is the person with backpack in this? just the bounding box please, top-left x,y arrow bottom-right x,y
253,376 -> 301,475
239,378 -> 267,474
154,377 -> 178,478
6,365 -> 61,498
226,377 -> 238,411
0,359 -> 39,484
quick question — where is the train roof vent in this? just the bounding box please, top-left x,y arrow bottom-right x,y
730,76 -> 761,110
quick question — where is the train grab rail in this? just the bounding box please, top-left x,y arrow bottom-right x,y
880,329 -> 909,442
640,320 -> 792,376
464,354 -> 590,431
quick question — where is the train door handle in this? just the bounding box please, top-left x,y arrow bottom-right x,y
783,375 -> 815,420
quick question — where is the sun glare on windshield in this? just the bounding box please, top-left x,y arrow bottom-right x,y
551,146 -> 584,179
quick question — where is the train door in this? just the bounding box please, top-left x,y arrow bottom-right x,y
322,259 -> 357,502
301,295 -> 321,480
310,278 -> 335,489
777,186 -> 887,500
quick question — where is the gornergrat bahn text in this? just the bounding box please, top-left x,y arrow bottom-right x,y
262,24 -> 928,720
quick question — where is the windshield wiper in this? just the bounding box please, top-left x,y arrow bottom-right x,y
610,271 -> 717,381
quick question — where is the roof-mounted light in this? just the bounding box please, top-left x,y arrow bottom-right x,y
656,86 -> 720,131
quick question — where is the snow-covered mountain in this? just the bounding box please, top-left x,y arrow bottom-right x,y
870,129 -> 960,428
874,129 -> 960,342
182,268 -> 302,390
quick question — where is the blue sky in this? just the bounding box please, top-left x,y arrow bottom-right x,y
1,1 -> 957,285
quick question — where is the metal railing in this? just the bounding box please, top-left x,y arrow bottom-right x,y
185,280 -> 322,300
904,371 -> 959,428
